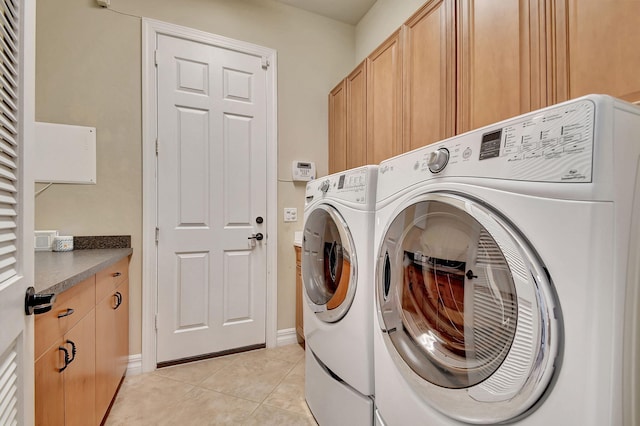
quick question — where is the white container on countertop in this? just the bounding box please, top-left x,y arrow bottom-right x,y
52,236 -> 73,252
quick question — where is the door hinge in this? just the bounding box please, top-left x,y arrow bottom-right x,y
261,56 -> 269,69
155,138 -> 159,155
154,49 -> 158,67
155,227 -> 159,243
155,314 -> 158,330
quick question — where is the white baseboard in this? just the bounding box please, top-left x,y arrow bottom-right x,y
126,354 -> 143,376
276,328 -> 298,346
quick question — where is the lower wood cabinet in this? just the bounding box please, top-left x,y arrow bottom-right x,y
95,278 -> 129,420
295,246 -> 304,345
34,309 -> 96,426
63,309 -> 97,426
35,256 -> 130,425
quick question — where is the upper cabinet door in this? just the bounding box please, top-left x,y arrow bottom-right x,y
552,0 -> 640,104
346,62 -> 367,169
457,0 -> 547,133
403,0 -> 456,152
367,29 -> 403,165
328,80 -> 347,174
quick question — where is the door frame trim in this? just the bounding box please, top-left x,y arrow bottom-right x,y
141,18 -> 278,372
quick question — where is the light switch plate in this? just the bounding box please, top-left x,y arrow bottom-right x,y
35,230 -> 59,251
284,208 -> 297,222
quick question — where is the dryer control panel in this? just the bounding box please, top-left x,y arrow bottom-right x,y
381,98 -> 595,185
450,99 -> 593,182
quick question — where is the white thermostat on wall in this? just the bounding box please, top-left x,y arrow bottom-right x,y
292,161 -> 316,181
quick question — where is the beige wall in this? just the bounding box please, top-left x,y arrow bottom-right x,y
35,0 -> 355,354
355,0 -> 425,62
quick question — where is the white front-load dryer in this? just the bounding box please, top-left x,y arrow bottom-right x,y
303,165 -> 378,425
373,95 -> 640,425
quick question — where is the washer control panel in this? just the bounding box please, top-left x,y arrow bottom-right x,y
306,167 -> 375,205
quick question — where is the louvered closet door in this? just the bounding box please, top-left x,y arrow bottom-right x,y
0,0 -> 35,424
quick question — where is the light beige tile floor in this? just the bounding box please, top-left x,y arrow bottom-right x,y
105,344 -> 318,426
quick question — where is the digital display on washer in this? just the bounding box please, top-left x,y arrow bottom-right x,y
337,174 -> 345,189
479,129 -> 502,160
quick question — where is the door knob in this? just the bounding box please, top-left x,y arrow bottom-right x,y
248,233 -> 264,241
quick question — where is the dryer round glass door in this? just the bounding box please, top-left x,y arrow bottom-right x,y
376,192 -> 561,424
303,204 -> 357,323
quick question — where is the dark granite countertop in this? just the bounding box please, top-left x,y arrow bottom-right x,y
35,248 -> 133,295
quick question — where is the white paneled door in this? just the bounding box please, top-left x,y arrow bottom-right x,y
155,33 -> 268,363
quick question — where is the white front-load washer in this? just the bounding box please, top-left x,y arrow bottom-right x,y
373,95 -> 640,425
303,165 -> 378,425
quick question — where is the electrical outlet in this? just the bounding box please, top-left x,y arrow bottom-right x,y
284,207 -> 298,222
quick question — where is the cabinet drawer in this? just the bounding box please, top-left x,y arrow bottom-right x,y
35,276 -> 95,360
95,257 -> 129,303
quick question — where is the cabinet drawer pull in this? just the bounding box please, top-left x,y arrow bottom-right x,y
112,272 -> 122,278
58,340 -> 76,372
58,346 -> 69,372
114,291 -> 122,309
68,340 -> 77,364
57,308 -> 75,318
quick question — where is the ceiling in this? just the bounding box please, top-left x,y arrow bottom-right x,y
274,0 -> 377,25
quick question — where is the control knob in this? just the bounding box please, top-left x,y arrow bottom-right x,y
320,180 -> 331,193
427,148 -> 450,173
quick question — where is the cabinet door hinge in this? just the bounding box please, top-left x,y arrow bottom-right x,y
155,227 -> 159,243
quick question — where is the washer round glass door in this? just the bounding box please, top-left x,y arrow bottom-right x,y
377,193 -> 561,424
303,204 -> 357,323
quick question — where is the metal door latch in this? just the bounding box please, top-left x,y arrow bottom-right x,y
25,286 -> 56,315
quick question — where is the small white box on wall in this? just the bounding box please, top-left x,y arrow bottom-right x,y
34,230 -> 58,251
34,122 -> 97,184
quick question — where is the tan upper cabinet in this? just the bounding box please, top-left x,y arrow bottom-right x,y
346,62 -> 367,169
403,0 -> 456,152
327,0 -> 640,174
366,29 -> 403,165
328,80 -> 347,174
551,0 -> 640,104
457,0 -> 547,133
